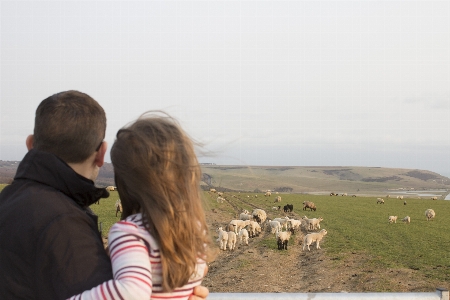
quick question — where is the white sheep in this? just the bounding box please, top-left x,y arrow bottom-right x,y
274,196 -> 281,202
376,198 -> 384,204
402,216 -> 411,224
431,196 -> 438,200
106,186 -> 116,191
273,216 -> 290,230
216,227 -> 228,250
272,206 -> 281,211
238,228 -> 249,245
276,229 -> 293,250
227,231 -> 237,250
302,216 -> 323,231
388,216 -> 398,224
216,196 -> 224,203
425,209 -> 435,221
242,209 -> 250,215
248,221 -> 262,238
267,220 -> 282,234
228,219 -> 251,234
265,191 -> 272,197
287,219 -> 302,231
239,213 -> 253,221
217,192 -> 223,196
210,188 -> 216,193
302,229 -> 328,251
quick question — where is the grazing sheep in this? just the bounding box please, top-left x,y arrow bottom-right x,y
272,206 -> 281,211
330,192 -> 335,196
351,195 -> 357,197
216,227 -> 228,250
404,200 -> 407,205
248,221 -> 262,238
283,204 -> 293,213
274,196 -> 282,203
342,193 -> 347,196
238,228 -> 249,245
386,194 -> 390,198
431,196 -> 438,200
115,199 -> 122,217
388,216 -> 398,224
302,201 -> 317,211
216,196 -> 224,203
425,209 -> 435,221
217,192 -> 223,196
242,209 -> 250,215
302,229 -> 328,251
396,195 -> 404,200
402,216 -> 411,224
227,231 -> 237,250
265,191 -> 272,197
106,186 -> 116,191
210,188 -> 216,193
252,208 -> 267,224
376,198 -> 385,204
267,220 -> 282,234
276,229 -> 294,250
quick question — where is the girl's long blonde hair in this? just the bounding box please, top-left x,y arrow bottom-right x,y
110,111 -> 214,292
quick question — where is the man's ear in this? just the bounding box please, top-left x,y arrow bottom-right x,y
26,135 -> 34,150
94,141 -> 108,167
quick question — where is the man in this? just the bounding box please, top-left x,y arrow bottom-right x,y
0,91 -> 208,299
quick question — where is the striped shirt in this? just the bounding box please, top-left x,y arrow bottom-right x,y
68,213 -> 206,300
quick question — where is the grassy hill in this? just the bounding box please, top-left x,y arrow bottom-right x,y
200,165 -> 450,197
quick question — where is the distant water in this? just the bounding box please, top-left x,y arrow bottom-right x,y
389,190 -> 450,200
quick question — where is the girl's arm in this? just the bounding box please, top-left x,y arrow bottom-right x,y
67,223 -> 152,300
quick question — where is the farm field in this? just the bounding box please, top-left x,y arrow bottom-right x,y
92,190 -> 450,293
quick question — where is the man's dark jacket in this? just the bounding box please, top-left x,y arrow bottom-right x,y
0,149 -> 112,299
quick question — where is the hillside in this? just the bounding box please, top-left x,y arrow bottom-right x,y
200,165 -> 450,197
1,161 -> 449,197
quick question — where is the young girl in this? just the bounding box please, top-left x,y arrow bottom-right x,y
69,112 -> 214,300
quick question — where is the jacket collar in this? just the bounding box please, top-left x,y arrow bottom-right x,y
14,149 -> 109,207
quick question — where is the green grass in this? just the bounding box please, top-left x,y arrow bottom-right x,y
90,191 -> 122,236
204,192 -> 450,283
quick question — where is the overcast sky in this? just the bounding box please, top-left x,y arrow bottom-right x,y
1,1 -> 450,176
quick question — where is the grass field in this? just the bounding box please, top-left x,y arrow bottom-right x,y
202,192 -> 450,284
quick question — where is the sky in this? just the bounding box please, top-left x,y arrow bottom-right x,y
1,0 -> 450,177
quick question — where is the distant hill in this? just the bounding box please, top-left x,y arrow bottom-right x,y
1,161 -> 449,196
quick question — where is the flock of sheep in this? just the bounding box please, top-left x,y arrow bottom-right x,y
377,196 -> 437,224
214,197 -> 327,252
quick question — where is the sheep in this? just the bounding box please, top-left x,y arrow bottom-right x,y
404,200 -> 407,205
273,216 -> 290,230
276,229 -> 294,250
248,221 -> 262,238
115,199 -> 122,217
216,196 -> 224,203
302,201 -> 316,211
386,194 -> 390,198
216,227 -> 228,250
272,206 -> 281,211
227,231 -> 237,250
239,213 -> 253,221
431,196 -> 438,200
228,219 -> 251,234
351,195 -> 357,197
251,208 -> 267,224
402,216 -> 411,224
106,186 -> 116,191
425,209 -> 435,221
242,209 -> 250,215
304,217 -> 323,231
267,220 -> 282,234
287,219 -> 302,231
238,228 -> 249,245
388,216 -> 398,224
264,191 -> 272,197
396,195 -> 404,200
342,193 -> 347,196
283,204 -> 293,213
217,192 -> 223,196
302,229 -> 328,251
274,196 -> 281,203
210,188 -> 216,193
376,198 -> 385,204
330,192 -> 335,196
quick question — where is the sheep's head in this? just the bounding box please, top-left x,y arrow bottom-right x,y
216,227 -> 223,233
320,229 -> 328,236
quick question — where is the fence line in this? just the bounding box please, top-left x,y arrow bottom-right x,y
208,288 -> 449,300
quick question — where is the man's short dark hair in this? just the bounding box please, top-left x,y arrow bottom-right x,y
33,90 -> 106,163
